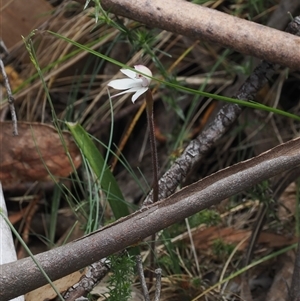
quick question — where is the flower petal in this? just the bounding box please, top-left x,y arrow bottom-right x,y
132,87 -> 148,103
111,87 -> 140,98
134,65 -> 152,87
108,78 -> 142,90
107,65 -> 152,103
134,65 -> 152,77
120,69 -> 137,79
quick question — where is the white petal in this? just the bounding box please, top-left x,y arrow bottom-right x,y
134,65 -> 152,87
120,69 -> 137,79
112,87 -> 140,98
134,65 -> 152,77
132,87 -> 148,103
108,78 -> 142,90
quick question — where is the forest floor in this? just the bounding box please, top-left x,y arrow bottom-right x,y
2,0 -> 300,300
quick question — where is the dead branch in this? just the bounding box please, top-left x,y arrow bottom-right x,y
144,15 -> 300,203
2,136 -> 300,300
136,255 -> 150,301
0,57 -> 18,135
101,0 -> 300,70
62,259 -> 110,301
154,268 -> 162,301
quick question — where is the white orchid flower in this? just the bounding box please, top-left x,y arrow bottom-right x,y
108,65 -> 152,103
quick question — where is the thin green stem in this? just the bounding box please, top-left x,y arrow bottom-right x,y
145,89 -> 159,204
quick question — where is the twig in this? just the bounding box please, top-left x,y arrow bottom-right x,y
154,268 -> 162,301
101,0 -> 300,69
144,89 -> 159,204
0,58 -> 18,135
144,89 -> 159,287
136,255 -> 162,301
267,0 -> 300,30
136,255 -> 150,301
0,39 -> 9,60
2,135 -> 300,299
62,259 -> 110,301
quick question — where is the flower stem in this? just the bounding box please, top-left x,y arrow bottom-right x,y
145,89 -> 159,204
145,89 -> 159,288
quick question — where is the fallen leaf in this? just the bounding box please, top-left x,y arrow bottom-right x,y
0,121 -> 81,187
264,251 -> 295,301
25,270 -> 86,301
0,66 -> 24,91
189,226 -> 297,251
278,182 -> 297,222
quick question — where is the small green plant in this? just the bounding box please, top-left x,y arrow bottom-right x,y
158,253 -> 181,276
212,239 -> 235,260
247,180 -> 276,219
164,209 -> 220,239
191,277 -> 201,288
188,209 -> 221,228
106,253 -> 135,301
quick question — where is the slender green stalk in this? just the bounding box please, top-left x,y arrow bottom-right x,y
145,89 -> 159,204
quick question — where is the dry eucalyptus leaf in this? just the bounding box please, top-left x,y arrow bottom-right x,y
25,269 -> 86,301
0,121 -> 81,187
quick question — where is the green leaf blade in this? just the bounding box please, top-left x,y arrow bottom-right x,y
66,122 -> 130,219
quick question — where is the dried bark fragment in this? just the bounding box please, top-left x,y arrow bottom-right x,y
62,260 -> 110,301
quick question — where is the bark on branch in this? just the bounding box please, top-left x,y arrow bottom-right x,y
101,0 -> 300,70
144,15 -> 300,202
2,137 -> 300,300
